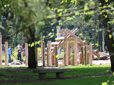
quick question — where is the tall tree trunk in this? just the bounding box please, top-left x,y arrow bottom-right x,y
27,27 -> 37,69
2,19 -> 6,44
98,31 -> 102,52
101,7 -> 114,71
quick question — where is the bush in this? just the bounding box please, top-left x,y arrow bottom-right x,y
2,59 -> 5,62
12,47 -> 18,60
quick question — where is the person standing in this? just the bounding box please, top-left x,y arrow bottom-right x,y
8,46 -> 12,63
23,48 -> 25,56
18,46 -> 22,61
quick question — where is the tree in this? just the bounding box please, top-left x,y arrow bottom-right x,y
1,0 -> 114,71
99,0 -> 114,71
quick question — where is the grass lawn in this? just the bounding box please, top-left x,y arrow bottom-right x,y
0,65 -> 113,85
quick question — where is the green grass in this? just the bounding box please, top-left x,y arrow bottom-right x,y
1,76 -> 114,85
0,65 -> 113,85
28,76 -> 114,85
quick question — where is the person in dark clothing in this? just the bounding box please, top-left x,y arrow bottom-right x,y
23,48 -> 25,56
105,46 -> 108,53
2,44 -> 5,52
18,47 -> 22,61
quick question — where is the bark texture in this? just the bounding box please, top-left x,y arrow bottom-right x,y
100,0 -> 114,71
27,27 -> 37,69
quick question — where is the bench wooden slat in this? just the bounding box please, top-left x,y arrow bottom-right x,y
33,68 -> 70,73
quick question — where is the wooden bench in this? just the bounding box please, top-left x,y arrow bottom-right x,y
33,68 -> 70,79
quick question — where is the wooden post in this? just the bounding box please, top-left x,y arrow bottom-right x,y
52,54 -> 54,65
47,47 -> 48,66
25,43 -> 28,66
82,46 -> 85,65
35,48 -> 38,66
87,53 -> 89,64
68,42 -> 70,65
55,46 -> 58,67
0,35 -> 2,66
79,53 -> 82,64
63,42 -> 66,66
66,41 -> 69,66
47,41 -> 51,66
89,43 -> 92,64
5,42 -> 8,66
70,42 -> 74,65
85,46 -> 87,65
52,48 -> 55,65
74,38 -> 78,65
43,42 -> 45,67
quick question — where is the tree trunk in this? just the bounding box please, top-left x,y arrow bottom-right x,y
98,31 -> 102,52
101,7 -> 114,71
27,27 -> 37,69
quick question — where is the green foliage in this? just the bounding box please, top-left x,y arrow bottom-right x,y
109,34 -> 112,39
0,72 -> 5,76
84,15 -> 92,22
12,47 -> 18,60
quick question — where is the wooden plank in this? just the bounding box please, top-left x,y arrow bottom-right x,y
82,46 -> 85,64
70,42 -> 74,65
51,54 -> 54,65
47,41 -> 52,66
51,46 -> 55,65
0,35 -> 2,66
59,30 -> 64,35
66,41 -> 69,66
74,38 -> 78,65
85,46 -> 87,65
25,43 -> 28,66
73,28 -> 79,34
62,30 -> 67,35
5,42 -> 8,66
51,42 -> 59,45
63,42 -> 66,66
47,47 -> 48,66
80,53 -> 82,64
83,41 -> 88,45
89,43 -> 92,64
68,42 -> 70,65
55,37 -> 64,41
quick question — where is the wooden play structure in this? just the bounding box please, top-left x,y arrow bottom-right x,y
0,28 -> 100,67
41,28 -> 100,67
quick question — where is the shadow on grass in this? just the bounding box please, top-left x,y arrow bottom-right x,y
0,65 -> 112,85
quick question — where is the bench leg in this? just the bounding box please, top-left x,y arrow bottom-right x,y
56,72 -> 63,79
39,73 -> 46,79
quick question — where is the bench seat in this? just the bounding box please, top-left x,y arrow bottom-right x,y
33,68 -> 70,79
